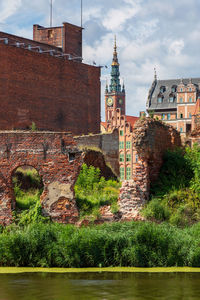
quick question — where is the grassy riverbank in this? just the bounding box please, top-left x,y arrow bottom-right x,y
1,266 -> 200,273
4,145 -> 200,269
1,221 -> 200,268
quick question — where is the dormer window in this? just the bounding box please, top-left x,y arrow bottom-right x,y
171,85 -> 177,93
189,87 -> 192,92
157,97 -> 163,103
180,88 -> 183,92
169,97 -> 174,103
160,86 -> 165,93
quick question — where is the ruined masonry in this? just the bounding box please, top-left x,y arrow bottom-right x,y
98,119 -> 182,223
0,130 -> 119,226
118,118 -> 181,220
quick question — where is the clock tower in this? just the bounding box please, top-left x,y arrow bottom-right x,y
105,37 -> 126,123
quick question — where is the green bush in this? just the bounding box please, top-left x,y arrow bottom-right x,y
151,148 -> 193,196
75,164 -> 120,217
145,145 -> 200,227
142,198 -> 170,222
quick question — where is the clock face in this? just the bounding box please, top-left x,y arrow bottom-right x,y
119,99 -> 123,105
107,97 -> 113,107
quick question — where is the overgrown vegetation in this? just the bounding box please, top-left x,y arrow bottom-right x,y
12,167 -> 43,220
2,147 -> 200,268
75,164 -> 121,218
142,145 -> 200,227
1,221 -> 200,267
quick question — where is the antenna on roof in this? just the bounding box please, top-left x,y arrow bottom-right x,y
50,0 -> 53,27
81,0 -> 83,27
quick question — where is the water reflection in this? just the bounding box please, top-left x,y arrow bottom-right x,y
0,272 -> 200,300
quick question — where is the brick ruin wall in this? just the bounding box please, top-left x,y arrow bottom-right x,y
0,131 -> 83,225
0,42 -> 100,135
0,131 -> 119,226
75,129 -> 119,179
118,118 -> 181,221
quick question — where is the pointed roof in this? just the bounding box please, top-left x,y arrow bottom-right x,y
109,36 -> 121,93
112,35 -> 119,66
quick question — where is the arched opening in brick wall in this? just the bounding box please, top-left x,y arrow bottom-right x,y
83,150 -> 117,180
11,166 -> 43,210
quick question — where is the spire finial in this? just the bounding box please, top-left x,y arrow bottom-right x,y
154,67 -> 157,81
112,35 -> 119,66
114,35 -> 117,53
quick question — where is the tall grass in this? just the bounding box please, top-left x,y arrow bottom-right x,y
0,221 -> 199,267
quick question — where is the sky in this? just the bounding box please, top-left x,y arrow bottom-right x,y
1,0 -> 200,121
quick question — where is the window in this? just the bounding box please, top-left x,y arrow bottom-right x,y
48,30 -> 53,38
126,167 -> 131,180
126,141 -> 131,149
169,97 -> 174,103
189,88 -> 192,92
180,88 -> 183,92
160,86 -> 165,93
157,97 -> 163,103
120,153 -> 124,162
179,97 -> 183,103
171,86 -> 176,93
120,130 -> 124,136
126,153 -> 131,162
180,127 -> 183,133
167,113 -> 170,120
161,114 -> 165,120
180,113 -> 183,119
189,97 -> 192,103
120,167 -> 124,180
135,155 -> 138,163
189,113 -> 192,118
119,141 -> 124,149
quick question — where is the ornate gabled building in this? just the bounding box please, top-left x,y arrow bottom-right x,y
146,72 -> 200,139
101,38 -> 139,180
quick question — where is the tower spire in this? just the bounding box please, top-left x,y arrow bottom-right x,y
112,35 -> 119,66
109,36 -> 121,92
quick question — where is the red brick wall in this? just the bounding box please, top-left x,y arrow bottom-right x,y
0,31 -> 61,53
33,25 -> 63,48
63,23 -> 82,58
33,23 -> 82,58
0,43 -> 100,135
0,131 -> 83,225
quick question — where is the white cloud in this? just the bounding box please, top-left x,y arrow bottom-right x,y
102,1 -> 140,31
0,0 -> 22,23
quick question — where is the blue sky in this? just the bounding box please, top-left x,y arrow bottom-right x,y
1,0 -> 200,120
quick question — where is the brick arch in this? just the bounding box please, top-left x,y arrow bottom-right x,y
83,150 -> 117,180
0,131 -> 83,225
11,164 -> 43,209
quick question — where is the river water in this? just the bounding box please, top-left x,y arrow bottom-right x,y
0,272 -> 200,300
